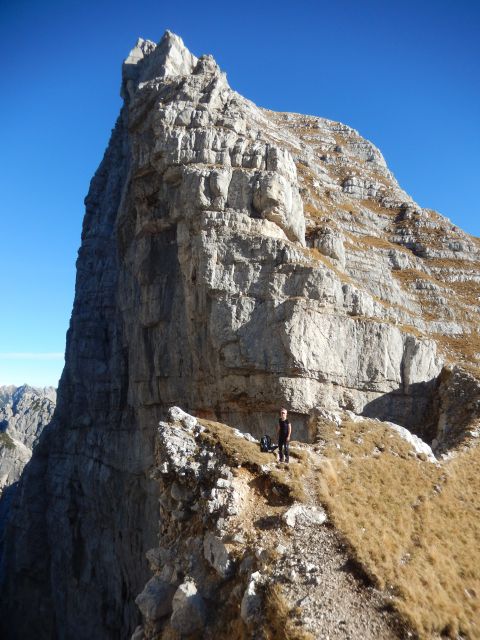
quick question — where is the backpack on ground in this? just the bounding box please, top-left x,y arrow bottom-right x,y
260,434 -> 272,452
260,434 -> 277,453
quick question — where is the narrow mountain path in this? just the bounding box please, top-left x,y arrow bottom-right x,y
263,449 -> 406,639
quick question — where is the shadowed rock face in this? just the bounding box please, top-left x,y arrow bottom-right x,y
1,100 -> 159,639
1,31 -> 479,639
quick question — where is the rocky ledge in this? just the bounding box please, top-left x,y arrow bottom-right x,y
130,407 -> 418,639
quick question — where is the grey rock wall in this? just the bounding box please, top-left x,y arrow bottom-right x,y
1,110 -> 158,639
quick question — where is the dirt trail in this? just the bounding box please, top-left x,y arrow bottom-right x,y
257,449 -> 406,639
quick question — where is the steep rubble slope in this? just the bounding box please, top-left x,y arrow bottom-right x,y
1,31 -> 479,640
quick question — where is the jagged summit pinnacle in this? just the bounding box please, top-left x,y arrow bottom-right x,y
121,30 -> 198,101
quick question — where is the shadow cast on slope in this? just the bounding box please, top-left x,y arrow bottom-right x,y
361,378 -> 439,444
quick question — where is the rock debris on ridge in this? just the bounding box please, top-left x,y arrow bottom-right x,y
133,408 -> 404,640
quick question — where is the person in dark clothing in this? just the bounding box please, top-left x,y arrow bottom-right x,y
277,408 -> 292,463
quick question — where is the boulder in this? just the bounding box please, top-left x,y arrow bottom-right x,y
240,571 -> 263,626
170,579 -> 206,635
282,504 -> 327,528
135,576 -> 176,621
203,532 -> 233,578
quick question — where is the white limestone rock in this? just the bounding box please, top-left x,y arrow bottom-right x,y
170,579 -> 206,635
167,406 -> 197,431
384,422 -> 436,462
342,175 -> 382,199
253,167 -> 305,244
283,504 -> 328,528
157,422 -> 197,476
310,226 -> 345,266
240,571 -> 264,626
203,532 -> 233,578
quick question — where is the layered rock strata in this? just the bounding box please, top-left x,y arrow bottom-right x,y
1,30 -> 479,640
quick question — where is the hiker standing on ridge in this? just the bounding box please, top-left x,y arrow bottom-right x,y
277,408 -> 291,464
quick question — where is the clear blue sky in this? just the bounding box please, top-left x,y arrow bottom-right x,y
1,0 -> 479,387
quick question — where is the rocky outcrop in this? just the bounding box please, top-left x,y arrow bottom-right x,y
430,366 -> 480,452
1,30 -> 479,640
0,385 -> 56,496
130,408 -> 402,640
111,30 -> 450,440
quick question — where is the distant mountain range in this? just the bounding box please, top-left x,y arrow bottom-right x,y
0,384 -> 56,495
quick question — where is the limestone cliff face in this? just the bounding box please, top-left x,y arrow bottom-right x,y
1,31 -> 479,640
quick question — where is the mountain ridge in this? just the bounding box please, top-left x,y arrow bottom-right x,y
0,384 -> 56,505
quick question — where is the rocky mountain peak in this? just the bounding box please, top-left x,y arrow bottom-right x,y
0,384 -> 56,499
122,30 -> 198,101
1,31 -> 479,640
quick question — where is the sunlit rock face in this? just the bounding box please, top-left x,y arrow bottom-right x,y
1,31 -> 479,640
0,385 -> 56,502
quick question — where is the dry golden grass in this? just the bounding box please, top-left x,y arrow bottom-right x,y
295,161 -> 318,185
337,201 -> 358,214
315,417 -> 480,639
445,278 -> 480,310
344,239 -> 363,252
356,234 -> 409,252
397,323 -> 424,338
432,332 -> 480,378
303,202 -> 321,217
293,125 -> 325,138
359,198 -> 398,217
428,257 -> 480,269
392,268 -> 442,287
434,331 -> 480,360
263,583 -> 315,640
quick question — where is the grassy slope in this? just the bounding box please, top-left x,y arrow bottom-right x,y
198,419 -> 309,503
198,416 -> 480,638
316,418 -> 480,639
